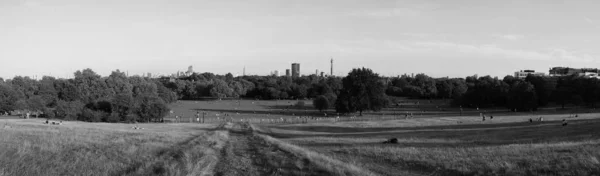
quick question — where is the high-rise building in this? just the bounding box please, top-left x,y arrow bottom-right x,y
291,63 -> 300,78
286,69 -> 290,77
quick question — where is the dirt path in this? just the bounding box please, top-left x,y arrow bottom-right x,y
214,122 -> 332,176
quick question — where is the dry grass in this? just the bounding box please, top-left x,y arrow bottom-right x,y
293,140 -> 600,176
278,112 -> 600,129
250,124 -> 378,176
0,119 -> 227,176
261,117 -> 600,176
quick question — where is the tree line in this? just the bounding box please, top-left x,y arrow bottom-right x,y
386,73 -> 600,111
162,72 -> 342,109
1,67 -> 599,123
0,69 -> 176,122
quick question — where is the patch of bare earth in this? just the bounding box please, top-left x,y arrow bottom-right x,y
214,123 -> 332,176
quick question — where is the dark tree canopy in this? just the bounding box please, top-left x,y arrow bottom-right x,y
4,64 -> 600,121
313,95 -> 329,112
507,81 -> 538,111
335,68 -> 387,116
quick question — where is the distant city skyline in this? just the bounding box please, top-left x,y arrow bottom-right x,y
1,0 -> 599,79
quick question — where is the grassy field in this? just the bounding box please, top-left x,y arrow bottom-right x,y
167,99 -> 594,124
258,116 -> 600,176
0,118 -> 227,176
3,99 -> 600,175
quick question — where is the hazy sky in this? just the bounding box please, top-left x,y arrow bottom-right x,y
1,0 -> 600,79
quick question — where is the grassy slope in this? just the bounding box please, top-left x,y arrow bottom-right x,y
250,124 -> 377,176
0,119 -> 227,176
262,117 -> 600,176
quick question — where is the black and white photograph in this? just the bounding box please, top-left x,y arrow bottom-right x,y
1,0 -> 600,175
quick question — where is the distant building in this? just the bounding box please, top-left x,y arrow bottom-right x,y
549,67 -> 599,77
514,70 -> 545,79
186,66 -> 193,76
320,72 -> 324,77
271,70 -> 279,77
291,63 -> 300,78
286,69 -> 290,77
579,72 -> 600,78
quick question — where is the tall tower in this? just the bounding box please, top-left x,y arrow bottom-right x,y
243,66 -> 246,76
291,63 -> 300,78
330,58 -> 333,76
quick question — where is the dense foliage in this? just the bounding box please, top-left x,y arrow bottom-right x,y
387,73 -> 600,111
335,68 -> 388,115
2,67 -> 600,123
0,69 -> 175,122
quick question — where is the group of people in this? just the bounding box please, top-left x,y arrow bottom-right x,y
529,116 -> 544,123
481,113 -> 493,121
528,116 -> 570,126
44,119 -> 62,125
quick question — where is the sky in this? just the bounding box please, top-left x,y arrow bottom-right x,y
1,0 -> 600,79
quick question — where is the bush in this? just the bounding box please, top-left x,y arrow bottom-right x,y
55,100 -> 84,120
80,108 -> 107,122
123,113 -> 139,123
313,96 -> 329,112
105,113 -> 121,123
42,108 -> 55,119
135,95 -> 170,122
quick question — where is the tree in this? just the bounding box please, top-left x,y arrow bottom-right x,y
313,95 -> 329,112
0,83 -> 21,113
507,81 -> 538,111
135,96 -> 170,122
225,73 -> 234,83
210,79 -> 233,99
436,79 -> 453,99
413,74 -> 437,98
27,96 -> 46,112
39,76 -> 58,107
112,93 -> 133,121
73,68 -> 109,103
55,100 -> 84,120
56,79 -> 81,101
155,81 -> 177,103
571,95 -> 584,108
290,84 -> 308,99
335,68 -> 387,116
525,75 -> 556,106
450,78 -> 467,99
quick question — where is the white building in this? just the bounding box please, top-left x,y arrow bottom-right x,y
514,70 -> 545,79
579,72 -> 600,78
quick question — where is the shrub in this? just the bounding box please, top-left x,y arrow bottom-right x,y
80,108 -> 105,122
55,100 -> 84,120
313,96 -> 329,112
42,108 -> 55,119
